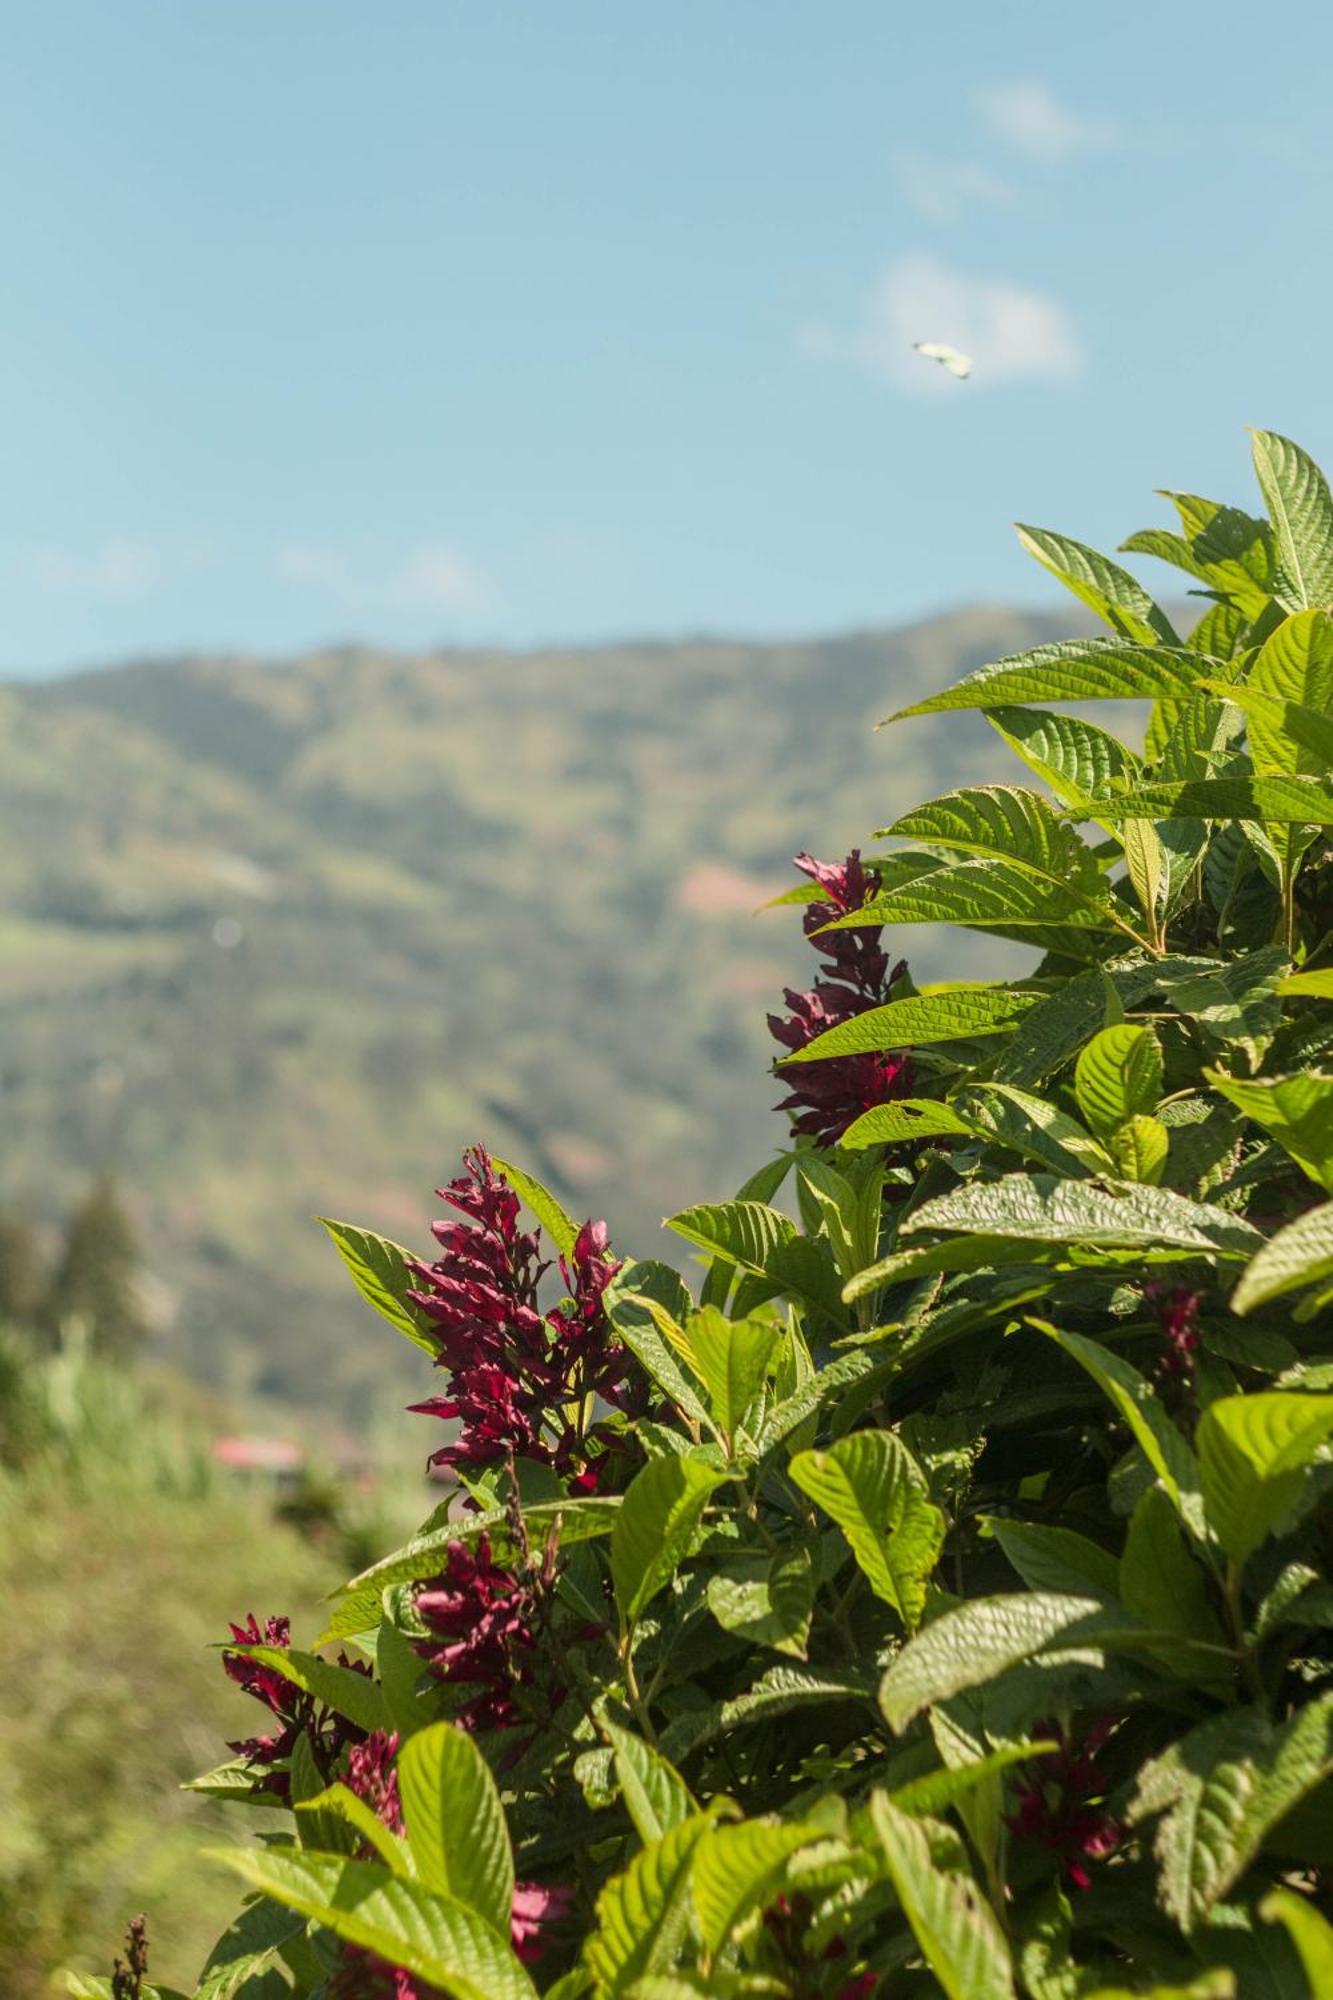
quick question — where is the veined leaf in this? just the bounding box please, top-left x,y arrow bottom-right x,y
224,1644 -> 387,1735
318,1218 -> 436,1357
398,1723 -> 514,1936
1205,1070 -> 1333,1191
1111,1114 -> 1169,1185
821,857 -> 1115,933
665,1304 -> 780,1442
1156,949 -> 1287,1062
879,1590 -> 1108,1731
955,1083 -> 1113,1177
781,986 -> 1037,1064
583,1810 -> 718,1994
881,785 -> 1102,888
902,1174 -> 1262,1258
605,1270 -> 712,1431
208,1847 -> 535,2000
1129,1695 -> 1333,1930
1074,1025 -> 1163,1139
692,1820 -> 820,1953
665,1199 -> 794,1273
789,1429 -> 944,1630
611,1456 -> 728,1626
984,705 -> 1141,814
490,1156 -> 578,1256
603,1721 -> 696,1845
992,959 -> 1165,1089
983,1516 -> 1121,1603
1196,1391 -> 1333,1563
1232,1200 -> 1333,1313
341,1495 -> 620,1596
296,1780 -> 412,1872
1239,608 -> 1333,775
1279,968 -> 1333,999
1211,682 -> 1333,779
1120,1487 -> 1227,1653
885,639 -> 1205,722
1071,774 -> 1333,824
1031,1321 -> 1204,1538
889,1740 -> 1060,1818
706,1547 -> 814,1658
194,1898 -> 304,2000
840,1097 -> 979,1150
1250,430 -> 1333,611
871,1794 -> 1015,2000
1016,523 -> 1178,644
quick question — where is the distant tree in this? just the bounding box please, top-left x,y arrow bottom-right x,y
0,1214 -> 44,1328
47,1177 -> 147,1359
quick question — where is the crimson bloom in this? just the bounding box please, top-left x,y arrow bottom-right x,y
413,1532 -> 561,1734
1144,1281 -> 1202,1378
1008,1718 -> 1123,1890
769,852 -> 912,1147
222,1613 -> 368,1796
406,1148 -> 645,1488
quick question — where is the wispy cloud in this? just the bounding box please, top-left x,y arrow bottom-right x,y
273,540 -> 494,616
800,253 -> 1083,392
978,81 -> 1120,164
893,149 -> 1017,226
26,537 -> 213,599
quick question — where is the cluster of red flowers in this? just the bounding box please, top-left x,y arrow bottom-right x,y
769,851 -> 912,1147
414,1532 -> 561,1734
405,1147 -> 645,1491
1007,1718 -> 1123,1891
222,1613 -> 368,1796
1145,1281 -> 1203,1378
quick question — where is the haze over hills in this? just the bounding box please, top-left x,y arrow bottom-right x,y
0,606 -> 1075,1423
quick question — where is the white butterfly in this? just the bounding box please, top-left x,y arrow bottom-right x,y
913,341 -> 973,380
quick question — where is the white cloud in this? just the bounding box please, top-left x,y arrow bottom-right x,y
894,149 -> 1017,226
978,81 -> 1119,164
29,538 -> 169,598
273,540 -> 494,616
801,253 -> 1083,392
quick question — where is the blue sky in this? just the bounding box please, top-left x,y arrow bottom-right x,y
3,2 -> 1331,673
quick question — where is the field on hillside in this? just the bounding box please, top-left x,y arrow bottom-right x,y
0,611 -> 1070,1420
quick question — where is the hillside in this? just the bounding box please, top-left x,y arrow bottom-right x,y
0,608 -> 1071,1421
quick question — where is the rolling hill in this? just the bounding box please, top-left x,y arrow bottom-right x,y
0,607 -> 1072,1422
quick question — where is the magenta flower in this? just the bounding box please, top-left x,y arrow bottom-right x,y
1008,1718 -> 1123,1890
222,1613 -> 368,1797
769,852 -> 912,1148
510,1880 -> 575,1964
1144,1281 -> 1202,1378
406,1148 -> 646,1489
344,1728 -> 404,1835
414,1533 -> 560,1734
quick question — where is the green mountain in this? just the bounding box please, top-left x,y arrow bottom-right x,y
0,608 -> 1070,1420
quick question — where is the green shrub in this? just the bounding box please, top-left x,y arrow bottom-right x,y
79,429 -> 1333,1999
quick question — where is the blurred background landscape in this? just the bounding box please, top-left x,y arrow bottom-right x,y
5,0 -> 1333,1988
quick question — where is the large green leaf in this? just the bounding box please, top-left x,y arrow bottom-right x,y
1211,680 -> 1333,775
1119,1487 -> 1227,1653
886,639 -> 1204,722
583,1810 -> 718,1994
603,1721 -> 696,1844
992,959 -> 1165,1089
318,1218 -> 436,1356
398,1723 -> 514,1936
341,1494 -> 621,1596
691,1820 -> 819,1953
983,1517 -> 1121,1603
194,1898 -> 304,2000
1129,1695 -> 1333,1930
1080,773 -> 1333,824
1261,1888 -> 1333,1988
674,1306 -> 780,1443
879,1592 -> 1111,1731
1032,1322 -> 1204,1538
705,1547 -> 814,1658
665,1200 -> 795,1273
1250,430 -> 1333,611
1156,949 -> 1288,1063
881,786 -> 1102,889
821,857 -> 1114,933
984,705 -> 1141,813
611,1456 -> 728,1627
789,1430 -> 944,1630
955,1084 -> 1113,1177
1230,608 -> 1333,775
605,1270 -> 712,1431
224,1644 -> 387,1735
1232,1200 -> 1333,1313
840,1096 -> 979,1150
490,1155 -> 579,1256
781,986 -> 1037,1064
902,1174 -> 1262,1259
870,1794 -> 1015,1999
1205,1070 -> 1333,1192
209,1847 -> 535,2000
1196,1391 -> 1333,1563
1015,524 -> 1178,644
1074,1025 -> 1163,1138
